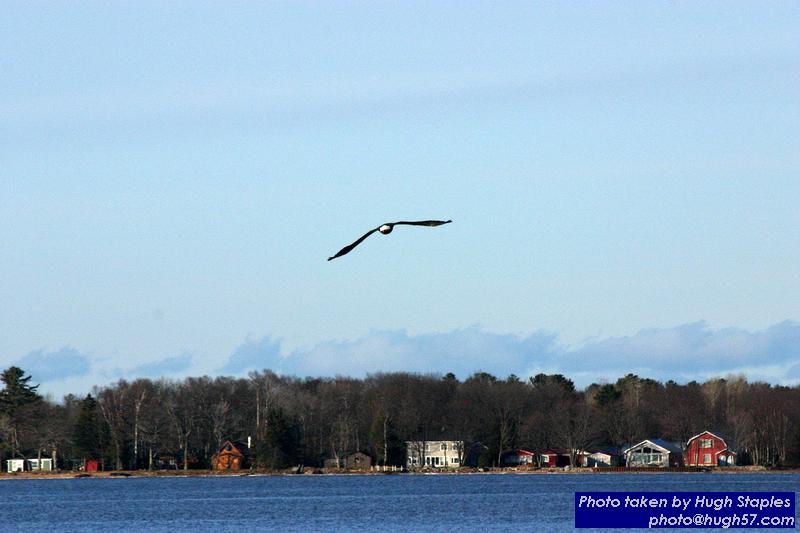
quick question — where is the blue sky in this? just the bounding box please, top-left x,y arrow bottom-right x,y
1,2 -> 798,398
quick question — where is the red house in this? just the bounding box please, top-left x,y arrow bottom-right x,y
685,431 -> 737,467
539,449 -> 571,467
500,449 -> 536,467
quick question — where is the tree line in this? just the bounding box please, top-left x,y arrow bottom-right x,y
1,366 -> 798,470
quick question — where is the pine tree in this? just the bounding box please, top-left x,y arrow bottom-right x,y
0,366 -> 42,458
73,394 -> 103,460
256,407 -> 300,469
0,366 -> 41,416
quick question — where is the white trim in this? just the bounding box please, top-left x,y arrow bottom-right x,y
686,431 -> 727,448
623,440 -> 671,455
713,448 -> 737,457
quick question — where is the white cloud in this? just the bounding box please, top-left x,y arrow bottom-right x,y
14,347 -> 90,382
9,321 -> 799,398
221,320 -> 800,387
218,336 -> 283,374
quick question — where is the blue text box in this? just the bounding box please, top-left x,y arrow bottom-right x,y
575,491 -> 796,528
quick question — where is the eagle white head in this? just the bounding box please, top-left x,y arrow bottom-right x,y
378,224 -> 393,234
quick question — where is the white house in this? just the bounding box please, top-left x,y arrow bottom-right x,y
623,439 -> 684,467
406,440 -> 463,468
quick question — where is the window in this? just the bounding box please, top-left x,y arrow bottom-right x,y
703,453 -> 712,464
441,443 -> 447,451
700,439 -> 713,448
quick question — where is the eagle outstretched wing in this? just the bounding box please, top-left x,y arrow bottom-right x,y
393,220 -> 452,227
327,227 -> 380,261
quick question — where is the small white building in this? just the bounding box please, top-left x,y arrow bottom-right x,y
6,459 -> 25,473
28,458 -> 54,471
583,450 -> 620,467
406,440 -> 463,468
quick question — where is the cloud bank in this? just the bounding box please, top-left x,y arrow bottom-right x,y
125,353 -> 194,378
221,320 -> 800,387
220,337 -> 282,374
5,321 -> 799,398
14,347 -> 91,382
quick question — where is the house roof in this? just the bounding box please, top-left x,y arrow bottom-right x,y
541,448 -> 571,455
215,440 -> 249,457
624,439 -> 683,455
687,430 -> 730,448
405,439 -> 465,445
715,448 -> 737,456
347,452 -> 370,459
589,448 -> 621,457
602,446 -> 622,455
503,449 -> 535,456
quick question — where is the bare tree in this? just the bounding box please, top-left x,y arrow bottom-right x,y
164,380 -> 195,471
96,381 -> 128,470
210,399 -> 231,451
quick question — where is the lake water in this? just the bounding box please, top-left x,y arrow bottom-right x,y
0,473 -> 797,532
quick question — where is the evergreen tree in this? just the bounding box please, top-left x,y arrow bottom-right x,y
0,366 -> 41,416
594,384 -> 621,407
73,394 -> 103,460
256,407 -> 300,469
0,366 -> 42,458
529,373 -> 575,393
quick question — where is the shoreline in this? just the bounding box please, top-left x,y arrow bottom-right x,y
1,466 -> 796,480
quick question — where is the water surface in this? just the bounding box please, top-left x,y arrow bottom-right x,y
0,473 -> 797,532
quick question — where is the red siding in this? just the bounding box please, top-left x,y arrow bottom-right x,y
540,451 -> 570,467
685,432 -> 730,466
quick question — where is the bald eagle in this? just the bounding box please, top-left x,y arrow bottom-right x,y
327,219 -> 452,261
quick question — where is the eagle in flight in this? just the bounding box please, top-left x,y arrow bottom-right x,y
328,219 -> 452,261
